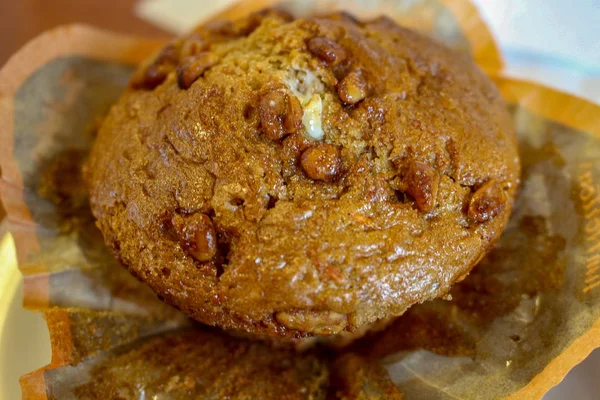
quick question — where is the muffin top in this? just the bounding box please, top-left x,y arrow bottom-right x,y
86,10 -> 520,337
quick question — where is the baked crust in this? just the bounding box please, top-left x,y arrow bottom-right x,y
87,10 -> 520,337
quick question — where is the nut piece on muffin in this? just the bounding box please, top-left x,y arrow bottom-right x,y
86,9 -> 520,338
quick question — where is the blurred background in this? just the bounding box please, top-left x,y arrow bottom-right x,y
0,1 -> 599,399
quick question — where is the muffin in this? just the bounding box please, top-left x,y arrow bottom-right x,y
86,10 -> 520,338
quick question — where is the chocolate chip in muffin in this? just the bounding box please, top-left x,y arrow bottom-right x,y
180,34 -> 210,59
404,160 -> 440,212
337,70 -> 368,104
177,52 -> 219,89
130,64 -> 170,90
259,89 -> 303,140
131,44 -> 180,90
275,310 -> 347,335
468,179 -> 506,223
300,144 -> 342,181
307,37 -> 347,66
171,213 -> 217,262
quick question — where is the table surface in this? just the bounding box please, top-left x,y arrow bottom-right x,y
0,0 -> 168,66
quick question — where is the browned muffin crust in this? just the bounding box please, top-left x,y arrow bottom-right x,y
86,10 -> 520,337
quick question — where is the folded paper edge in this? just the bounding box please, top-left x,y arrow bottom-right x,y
492,73 -> 600,139
20,369 -> 47,400
507,319 -> 600,400
22,273 -> 51,310
18,310 -> 74,400
492,73 -> 600,399
18,307 -> 192,399
0,25 -> 164,304
440,0 -> 503,71
44,309 -> 76,367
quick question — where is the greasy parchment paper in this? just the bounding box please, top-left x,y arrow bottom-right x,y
0,0 -> 599,399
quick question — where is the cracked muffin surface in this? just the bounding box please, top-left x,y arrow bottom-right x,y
86,10 -> 520,337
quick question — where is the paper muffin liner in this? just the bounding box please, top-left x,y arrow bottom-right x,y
0,0 -> 598,399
